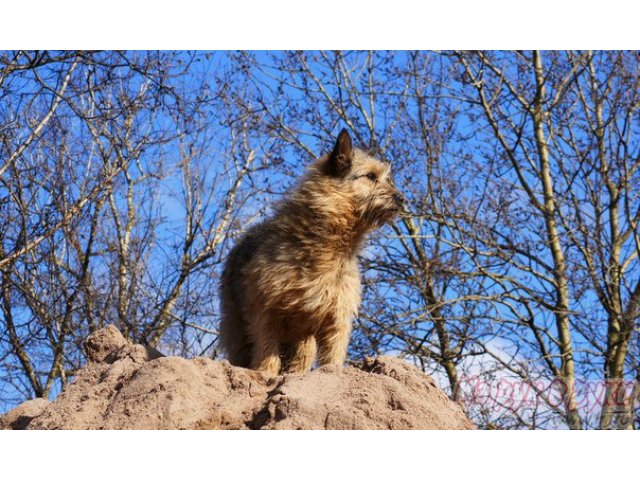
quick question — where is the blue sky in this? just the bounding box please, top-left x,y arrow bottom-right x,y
1,51 -> 638,429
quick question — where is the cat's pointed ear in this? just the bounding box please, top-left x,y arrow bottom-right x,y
326,128 -> 353,177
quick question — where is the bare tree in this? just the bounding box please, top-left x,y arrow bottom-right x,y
453,50 -> 640,429
2,51 -> 638,429
0,51 -> 264,404
216,50 -> 639,429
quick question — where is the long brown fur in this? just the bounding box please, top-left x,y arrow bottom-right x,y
219,129 -> 403,376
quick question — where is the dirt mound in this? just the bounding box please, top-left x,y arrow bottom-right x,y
1,325 -> 474,430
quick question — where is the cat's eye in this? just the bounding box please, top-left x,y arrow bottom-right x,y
365,172 -> 377,182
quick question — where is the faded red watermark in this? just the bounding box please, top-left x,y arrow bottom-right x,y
454,375 -> 639,416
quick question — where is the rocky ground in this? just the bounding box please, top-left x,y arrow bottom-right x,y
1,325 -> 474,430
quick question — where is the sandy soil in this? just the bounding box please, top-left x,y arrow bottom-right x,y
1,325 -> 474,430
